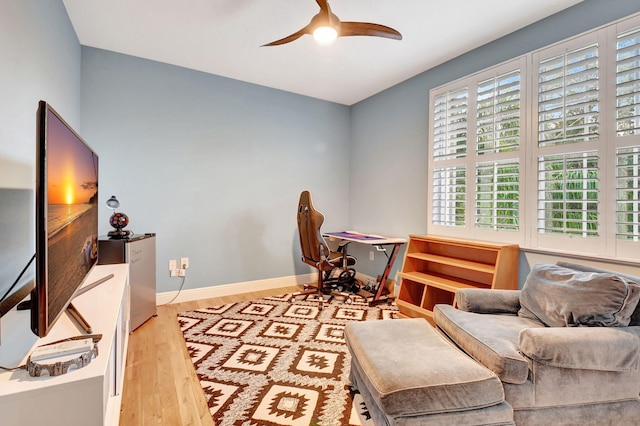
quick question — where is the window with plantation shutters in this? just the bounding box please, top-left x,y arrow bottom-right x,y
475,69 -> 522,233
429,61 -> 524,241
535,40 -> 600,239
615,26 -> 640,243
430,87 -> 469,231
429,13 -> 640,260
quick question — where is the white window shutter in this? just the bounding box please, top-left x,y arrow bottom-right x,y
476,70 -> 521,155
476,160 -> 520,231
616,27 -> 640,137
538,44 -> 599,147
616,146 -> 640,241
432,166 -> 466,227
433,88 -> 468,161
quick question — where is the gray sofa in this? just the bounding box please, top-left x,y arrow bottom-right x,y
434,261 -> 640,425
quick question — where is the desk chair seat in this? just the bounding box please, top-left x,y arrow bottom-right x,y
294,190 -> 357,309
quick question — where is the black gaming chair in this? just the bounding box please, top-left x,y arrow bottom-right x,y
294,190 -> 357,309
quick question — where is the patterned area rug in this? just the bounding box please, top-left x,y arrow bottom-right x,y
177,293 -> 398,426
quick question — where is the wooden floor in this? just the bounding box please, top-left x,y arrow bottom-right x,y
118,284 -> 302,426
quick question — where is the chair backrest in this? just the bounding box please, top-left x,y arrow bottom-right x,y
297,190 -> 330,268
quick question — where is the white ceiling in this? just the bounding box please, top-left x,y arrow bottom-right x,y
62,0 -> 583,106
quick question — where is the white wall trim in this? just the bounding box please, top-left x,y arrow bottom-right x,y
156,273 -> 316,305
154,272 -> 385,305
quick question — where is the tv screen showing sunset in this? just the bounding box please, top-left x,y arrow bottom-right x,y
45,108 -> 98,325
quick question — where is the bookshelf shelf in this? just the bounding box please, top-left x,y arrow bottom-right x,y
396,235 -> 518,323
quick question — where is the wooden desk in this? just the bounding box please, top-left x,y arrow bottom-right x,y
323,231 -> 406,304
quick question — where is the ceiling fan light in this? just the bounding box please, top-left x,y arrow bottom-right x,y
313,26 -> 338,45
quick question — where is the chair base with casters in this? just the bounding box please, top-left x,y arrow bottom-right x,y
293,190 -> 362,310
291,248 -> 362,309
291,272 -> 354,309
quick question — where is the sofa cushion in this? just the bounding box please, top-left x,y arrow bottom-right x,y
518,264 -> 640,327
456,288 -> 521,315
557,261 -> 640,326
434,304 -> 543,384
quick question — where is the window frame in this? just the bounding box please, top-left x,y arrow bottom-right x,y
427,13 -> 640,261
428,58 -> 527,244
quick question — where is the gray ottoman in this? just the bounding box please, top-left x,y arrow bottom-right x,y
345,318 -> 514,425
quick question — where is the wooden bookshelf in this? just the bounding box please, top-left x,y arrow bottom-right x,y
396,235 -> 519,323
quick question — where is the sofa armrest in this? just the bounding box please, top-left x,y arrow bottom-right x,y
519,326 -> 640,372
456,289 -> 521,314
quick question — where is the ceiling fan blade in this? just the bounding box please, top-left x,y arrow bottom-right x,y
340,22 -> 402,40
262,26 -> 312,47
315,0 -> 329,14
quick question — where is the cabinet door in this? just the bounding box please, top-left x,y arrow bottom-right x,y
127,237 -> 156,331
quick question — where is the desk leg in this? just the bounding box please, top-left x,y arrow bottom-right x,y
372,243 -> 401,303
337,241 -> 351,268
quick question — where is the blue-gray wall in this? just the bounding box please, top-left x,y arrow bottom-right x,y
80,48 -> 351,292
2,0 -> 639,298
0,0 -> 81,304
348,0 -> 640,282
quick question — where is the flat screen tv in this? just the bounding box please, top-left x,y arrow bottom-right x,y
32,101 -> 100,337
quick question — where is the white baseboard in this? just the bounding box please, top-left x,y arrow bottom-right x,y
154,271 -> 394,305
156,273 -> 316,305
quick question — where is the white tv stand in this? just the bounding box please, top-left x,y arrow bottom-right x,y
0,264 -> 130,426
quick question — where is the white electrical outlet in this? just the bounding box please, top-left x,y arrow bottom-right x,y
176,268 -> 185,277
181,257 -> 189,269
170,269 -> 178,277
169,259 -> 177,271
369,251 -> 375,261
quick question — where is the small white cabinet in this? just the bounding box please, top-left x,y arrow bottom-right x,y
0,264 -> 130,426
99,234 -> 156,332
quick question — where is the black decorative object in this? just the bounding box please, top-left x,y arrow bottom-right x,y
106,195 -> 131,239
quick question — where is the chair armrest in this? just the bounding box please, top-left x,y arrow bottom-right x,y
519,326 -> 640,372
455,289 -> 521,314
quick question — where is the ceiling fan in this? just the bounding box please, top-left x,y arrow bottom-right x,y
262,0 -> 402,47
